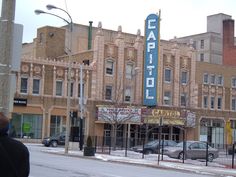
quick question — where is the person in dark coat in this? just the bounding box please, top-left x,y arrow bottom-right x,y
0,112 -> 30,177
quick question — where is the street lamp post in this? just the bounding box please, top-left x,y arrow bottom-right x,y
35,4 -> 73,154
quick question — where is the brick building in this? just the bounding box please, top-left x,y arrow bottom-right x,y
223,19 -> 236,66
11,14 -> 236,148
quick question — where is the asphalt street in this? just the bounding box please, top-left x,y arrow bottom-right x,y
28,144 -> 210,177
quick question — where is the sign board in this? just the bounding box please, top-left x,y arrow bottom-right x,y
142,108 -> 185,126
143,13 -> 159,106
11,23 -> 23,72
97,107 -> 141,123
186,111 -> 196,127
14,98 -> 27,106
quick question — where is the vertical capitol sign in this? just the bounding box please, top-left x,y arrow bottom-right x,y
143,13 -> 159,106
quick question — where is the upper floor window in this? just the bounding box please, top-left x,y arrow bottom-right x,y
67,82 -> 74,97
180,93 -> 187,107
56,80 -> 63,96
20,77 -> 28,94
32,78 -> 40,95
126,63 -> 133,79
210,96 -> 215,109
124,88 -> 131,102
200,53 -> 204,62
203,95 -> 208,109
232,77 -> 236,88
232,97 -> 236,111
217,97 -> 222,110
200,39 -> 204,49
164,91 -> 172,106
181,71 -> 188,84
217,75 -> 223,86
192,41 -> 196,49
39,32 -> 44,44
78,83 -> 84,98
210,74 -> 216,85
203,73 -> 208,84
231,120 -> 236,128
105,85 -> 112,100
164,68 -> 172,83
106,60 -> 114,75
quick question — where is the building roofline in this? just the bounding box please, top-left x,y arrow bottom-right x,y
207,13 -> 232,18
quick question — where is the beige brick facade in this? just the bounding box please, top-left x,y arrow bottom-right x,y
11,22 -> 236,147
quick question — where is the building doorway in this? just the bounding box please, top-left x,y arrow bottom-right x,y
200,118 -> 224,148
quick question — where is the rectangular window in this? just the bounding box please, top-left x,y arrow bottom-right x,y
200,39 -> 204,49
203,96 -> 208,108
105,86 -> 112,100
210,96 -> 215,109
192,41 -> 196,49
164,91 -> 171,105
39,33 -> 44,44
56,80 -> 63,96
20,77 -> 28,94
164,68 -> 171,83
210,74 -> 215,85
217,75 -> 223,86
181,71 -> 188,84
50,115 -> 62,136
217,97 -> 222,109
11,113 -> 43,139
232,78 -> 236,87
232,98 -> 236,111
33,79 -> 40,95
106,60 -> 114,75
124,88 -> 131,102
203,73 -> 208,84
200,53 -> 204,62
180,93 -> 187,107
126,63 -> 133,79
67,82 -> 74,97
78,83 -> 84,97
231,120 -> 236,129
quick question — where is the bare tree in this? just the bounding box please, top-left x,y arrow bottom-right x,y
98,77 -> 141,149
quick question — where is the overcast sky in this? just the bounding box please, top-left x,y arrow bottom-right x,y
1,0 -> 236,43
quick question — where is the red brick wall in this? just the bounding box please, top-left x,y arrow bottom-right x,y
223,19 -> 236,66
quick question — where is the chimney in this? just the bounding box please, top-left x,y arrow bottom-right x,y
223,19 -> 234,48
88,21 -> 93,50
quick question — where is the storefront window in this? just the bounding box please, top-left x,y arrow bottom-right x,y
200,118 -> 224,148
10,113 -> 43,139
50,115 -> 65,136
230,120 -> 236,142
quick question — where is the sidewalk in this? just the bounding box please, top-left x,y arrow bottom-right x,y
43,147 -> 236,177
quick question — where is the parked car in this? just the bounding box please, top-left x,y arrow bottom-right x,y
131,140 -> 177,154
42,132 -> 65,147
163,141 -> 219,162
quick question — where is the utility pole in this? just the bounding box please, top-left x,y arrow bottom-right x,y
0,0 -> 16,117
79,64 -> 84,150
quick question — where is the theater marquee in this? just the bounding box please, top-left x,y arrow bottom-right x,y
142,108 -> 185,126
